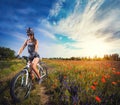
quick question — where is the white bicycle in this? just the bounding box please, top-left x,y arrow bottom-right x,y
10,56 -> 48,102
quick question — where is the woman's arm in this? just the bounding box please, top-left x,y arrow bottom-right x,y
18,40 -> 27,55
35,40 -> 39,53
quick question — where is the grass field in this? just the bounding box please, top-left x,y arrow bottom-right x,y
0,59 -> 120,105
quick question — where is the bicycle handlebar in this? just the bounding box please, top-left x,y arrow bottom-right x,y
22,56 -> 29,62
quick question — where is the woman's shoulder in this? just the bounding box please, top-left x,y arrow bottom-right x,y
24,39 -> 31,45
34,39 -> 38,43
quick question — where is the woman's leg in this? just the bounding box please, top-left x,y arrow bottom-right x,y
31,57 -> 40,79
29,61 -> 35,80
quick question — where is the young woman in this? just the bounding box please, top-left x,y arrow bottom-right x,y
17,27 -> 41,83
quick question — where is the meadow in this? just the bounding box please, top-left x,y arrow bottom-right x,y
0,59 -> 120,105
45,60 -> 120,105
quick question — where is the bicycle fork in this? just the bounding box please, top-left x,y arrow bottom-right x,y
21,69 -> 29,86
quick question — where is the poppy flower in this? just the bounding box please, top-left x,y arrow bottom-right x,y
101,77 -> 106,83
95,96 -> 101,103
93,82 -> 98,86
116,72 -> 120,75
112,68 -> 116,71
112,82 -> 117,85
91,85 -> 96,90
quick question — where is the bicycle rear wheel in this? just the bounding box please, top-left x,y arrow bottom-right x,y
10,69 -> 32,102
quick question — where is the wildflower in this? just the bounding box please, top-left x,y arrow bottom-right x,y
112,68 -> 116,71
93,82 -> 98,86
95,96 -> 101,103
106,74 -> 111,79
91,85 -> 96,90
112,71 -> 116,74
101,77 -> 106,83
113,71 -> 120,75
112,82 -> 117,85
116,71 -> 120,75
72,95 -> 79,105
79,74 -> 82,78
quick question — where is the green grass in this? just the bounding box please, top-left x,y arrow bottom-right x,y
0,60 -> 24,79
0,59 -> 120,105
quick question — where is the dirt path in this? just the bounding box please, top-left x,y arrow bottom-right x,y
39,85 -> 49,105
38,67 -> 54,105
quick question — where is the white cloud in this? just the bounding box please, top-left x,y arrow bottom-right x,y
39,42 -> 89,58
49,0 -> 66,17
40,0 -> 120,57
11,32 -> 27,41
54,0 -> 105,39
37,28 -> 56,40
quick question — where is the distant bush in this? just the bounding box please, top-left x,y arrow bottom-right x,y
103,53 -> 119,61
0,47 -> 15,60
48,53 -> 120,61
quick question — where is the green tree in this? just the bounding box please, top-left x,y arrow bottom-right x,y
0,47 -> 15,60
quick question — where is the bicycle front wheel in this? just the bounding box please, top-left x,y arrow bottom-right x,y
10,69 -> 32,102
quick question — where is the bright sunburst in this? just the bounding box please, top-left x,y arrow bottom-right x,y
83,37 -> 110,57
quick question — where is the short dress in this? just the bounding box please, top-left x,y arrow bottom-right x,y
27,41 -> 40,61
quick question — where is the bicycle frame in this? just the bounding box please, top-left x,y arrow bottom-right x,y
37,63 -> 46,79
21,60 -> 30,86
21,60 -> 46,86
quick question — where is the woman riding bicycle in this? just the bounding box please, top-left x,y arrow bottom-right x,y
17,27 -> 41,83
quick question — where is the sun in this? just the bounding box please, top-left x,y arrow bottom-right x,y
83,37 -> 110,58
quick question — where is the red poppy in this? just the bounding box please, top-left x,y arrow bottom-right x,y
101,77 -> 106,83
116,72 -> 120,75
95,96 -> 101,103
112,68 -> 116,71
112,82 -> 117,85
91,85 -> 96,90
93,82 -> 98,86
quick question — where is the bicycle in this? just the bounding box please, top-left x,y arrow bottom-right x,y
10,56 -> 48,102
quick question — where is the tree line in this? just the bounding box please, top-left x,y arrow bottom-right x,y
0,46 -> 120,61
0,47 -> 15,60
49,53 -> 120,61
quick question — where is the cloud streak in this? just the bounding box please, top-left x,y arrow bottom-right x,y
41,0 -> 120,57
37,28 -> 56,40
49,0 -> 66,17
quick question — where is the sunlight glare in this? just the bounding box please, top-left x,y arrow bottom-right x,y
83,37 -> 110,57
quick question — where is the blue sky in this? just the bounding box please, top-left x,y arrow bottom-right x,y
0,0 -> 120,58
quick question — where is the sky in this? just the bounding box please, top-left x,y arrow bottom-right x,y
0,0 -> 120,58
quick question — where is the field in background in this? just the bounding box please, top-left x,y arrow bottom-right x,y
0,59 -> 120,105
44,60 -> 120,105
